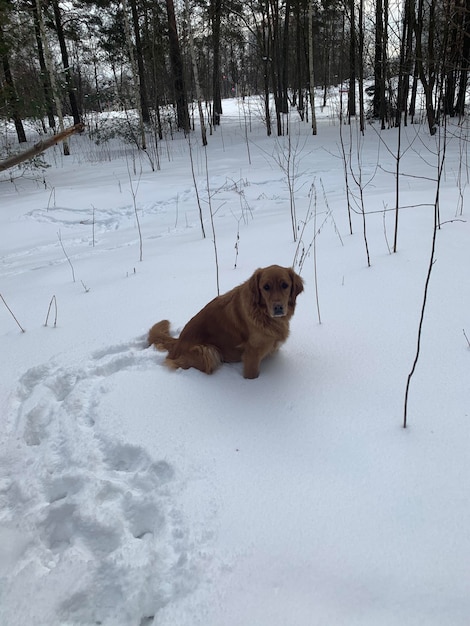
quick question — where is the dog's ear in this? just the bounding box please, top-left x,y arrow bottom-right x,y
289,269 -> 304,304
248,268 -> 263,306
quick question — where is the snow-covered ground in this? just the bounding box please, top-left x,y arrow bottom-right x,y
1,97 -> 469,625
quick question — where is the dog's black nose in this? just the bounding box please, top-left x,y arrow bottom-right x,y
273,304 -> 285,317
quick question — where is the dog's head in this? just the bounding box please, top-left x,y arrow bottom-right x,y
250,265 -> 304,318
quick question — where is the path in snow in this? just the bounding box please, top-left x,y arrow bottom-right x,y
0,339 -> 214,625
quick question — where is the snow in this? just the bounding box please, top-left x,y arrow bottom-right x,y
1,97 -> 470,625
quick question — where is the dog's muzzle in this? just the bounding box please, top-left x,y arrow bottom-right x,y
273,304 -> 286,317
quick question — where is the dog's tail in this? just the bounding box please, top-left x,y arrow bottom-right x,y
148,320 -> 176,352
148,320 -> 221,373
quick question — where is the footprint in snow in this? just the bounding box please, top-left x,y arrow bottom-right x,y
0,338 -> 205,625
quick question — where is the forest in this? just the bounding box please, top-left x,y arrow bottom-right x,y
1,0 -> 470,151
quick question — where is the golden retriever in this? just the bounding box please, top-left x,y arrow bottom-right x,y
148,265 -> 303,378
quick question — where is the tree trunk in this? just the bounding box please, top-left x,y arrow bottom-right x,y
373,0 -> 386,128
129,0 -> 151,123
51,0 -> 81,125
281,0 -> 291,114
185,0 -> 207,145
260,4 -> 272,136
165,0 -> 190,132
121,0 -> 147,149
31,0 -> 56,129
414,0 -> 437,134
396,0 -> 414,126
268,0 -> 284,134
294,0 -> 304,119
35,0 -> 70,154
455,0 -> 470,116
358,0 -> 365,132
211,0 -> 223,125
348,0 -> 356,119
443,0 -> 458,117
0,24 -> 27,143
308,0 -> 317,134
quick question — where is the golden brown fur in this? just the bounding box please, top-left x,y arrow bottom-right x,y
148,265 -> 304,379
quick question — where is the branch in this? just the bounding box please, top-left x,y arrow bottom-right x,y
0,123 -> 84,173
0,293 -> 25,333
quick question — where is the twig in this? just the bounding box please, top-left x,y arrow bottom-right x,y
320,179 -> 343,246
126,158 -> 143,262
463,329 -> 470,349
45,295 -> 58,327
439,219 -> 466,226
187,133 -> 206,238
383,203 -> 391,254
205,146 -> 220,295
312,183 -> 322,324
91,204 -> 96,247
57,230 -> 76,282
0,293 -> 25,333
233,215 -> 241,269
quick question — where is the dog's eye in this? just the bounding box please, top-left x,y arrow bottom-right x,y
263,284 -> 271,291
281,282 -> 289,290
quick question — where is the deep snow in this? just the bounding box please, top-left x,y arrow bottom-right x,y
1,97 -> 469,625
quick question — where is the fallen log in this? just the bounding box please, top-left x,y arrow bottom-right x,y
0,123 -> 85,173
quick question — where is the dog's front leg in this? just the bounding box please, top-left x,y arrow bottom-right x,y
242,348 -> 262,379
